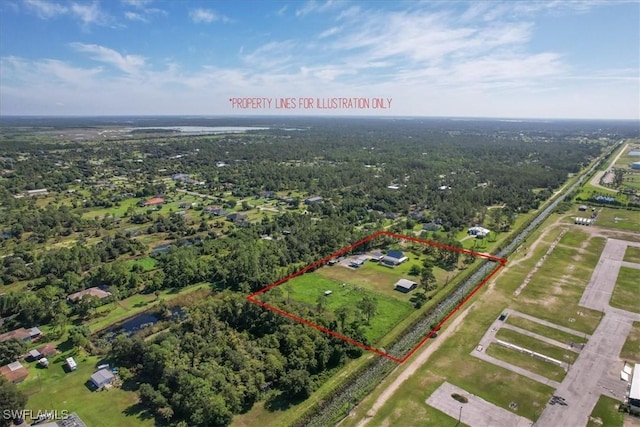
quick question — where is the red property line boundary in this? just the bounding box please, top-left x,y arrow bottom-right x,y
246,230 -> 507,363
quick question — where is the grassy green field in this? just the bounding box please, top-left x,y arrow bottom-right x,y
586,395 -> 623,427
315,262 -> 416,302
278,272 -> 413,343
610,267 -> 640,314
19,349 -> 153,427
506,315 -> 587,345
595,208 -> 640,231
620,321 -> 640,363
486,343 -> 567,381
495,328 -> 578,364
623,246 -> 640,263
125,256 -> 158,271
509,232 -> 605,334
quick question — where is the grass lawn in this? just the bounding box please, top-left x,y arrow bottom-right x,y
594,208 -> 640,232
610,267 -> 640,314
276,272 -> 413,344
623,246 -> 640,264
125,256 -> 158,271
620,321 -> 640,363
506,315 -> 587,345
19,349 -> 153,427
586,395 -> 623,427
495,328 -> 577,364
485,343 -> 567,382
315,262 -> 414,302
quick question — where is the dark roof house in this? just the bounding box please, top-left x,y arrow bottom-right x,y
90,368 -> 115,389
304,196 -> 323,204
382,250 -> 408,267
227,212 -> 248,223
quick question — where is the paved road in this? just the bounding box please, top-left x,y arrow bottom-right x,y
426,382 -> 533,427
588,143 -> 628,193
536,238 -> 640,427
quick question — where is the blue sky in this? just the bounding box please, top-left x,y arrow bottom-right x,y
0,0 -> 638,119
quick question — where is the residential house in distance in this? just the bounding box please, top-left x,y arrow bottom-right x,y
36,344 -> 57,357
468,226 -> 490,238
67,287 -> 112,303
90,368 -> 115,390
204,205 -> 226,216
138,197 -> 165,207
382,250 -> 408,267
227,212 -> 248,223
179,202 -> 192,209
394,279 -> 418,293
0,361 -> 28,383
304,196 -> 323,204
0,326 -> 42,343
25,188 -> 49,197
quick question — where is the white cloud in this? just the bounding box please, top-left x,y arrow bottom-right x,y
23,0 -> 67,19
318,26 -> 341,39
189,8 -> 229,24
121,0 -> 154,7
22,0 -> 110,28
296,0 -> 342,17
70,43 -> 145,76
125,11 -> 147,22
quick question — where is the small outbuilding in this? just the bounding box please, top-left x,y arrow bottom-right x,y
66,357 -> 77,371
394,279 -> 418,293
90,368 -> 115,390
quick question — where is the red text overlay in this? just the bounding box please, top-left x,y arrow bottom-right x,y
229,97 -> 393,110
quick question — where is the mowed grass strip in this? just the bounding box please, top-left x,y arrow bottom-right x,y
610,267 -> 640,314
594,208 -> 640,232
486,343 -> 567,382
586,395 -> 624,427
506,315 -> 587,345
623,246 -> 640,264
620,321 -> 640,363
280,272 -> 413,344
495,328 -> 578,364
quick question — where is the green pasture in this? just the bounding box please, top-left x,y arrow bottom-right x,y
594,208 -> 640,231
610,267 -> 640,314
125,256 -> 158,271
586,395 -> 623,427
277,272 -> 413,344
495,328 -> 578,364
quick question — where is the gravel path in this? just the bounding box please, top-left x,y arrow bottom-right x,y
354,303 -> 475,427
